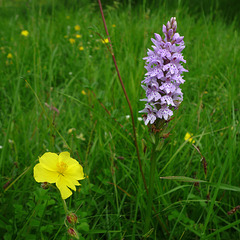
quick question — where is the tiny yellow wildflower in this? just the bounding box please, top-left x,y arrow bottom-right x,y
7,53 -> 13,59
112,24 -> 116,27
79,46 -> 84,51
74,25 -> 80,31
81,90 -> 86,95
66,16 -> 70,19
69,38 -> 75,44
102,38 -> 109,44
76,34 -> 82,38
21,30 -> 29,37
33,152 -> 85,199
184,132 -> 195,144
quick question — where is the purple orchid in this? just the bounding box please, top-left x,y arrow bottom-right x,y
140,17 -> 187,125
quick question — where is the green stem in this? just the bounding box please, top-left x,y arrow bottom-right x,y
144,145 -> 157,234
62,199 -> 69,215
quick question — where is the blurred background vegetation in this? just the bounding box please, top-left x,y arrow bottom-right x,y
0,0 -> 239,239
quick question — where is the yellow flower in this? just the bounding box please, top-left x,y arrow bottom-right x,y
33,152 -> 85,199
66,16 -> 70,19
74,25 -> 80,31
76,34 -> 82,38
21,30 -> 29,37
81,90 -> 86,95
184,132 -> 195,144
7,53 -> 13,59
112,24 -> 116,27
79,46 -> 84,51
102,38 -> 109,44
69,38 -> 75,44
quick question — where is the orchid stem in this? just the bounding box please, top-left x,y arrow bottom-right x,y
144,144 -> 157,234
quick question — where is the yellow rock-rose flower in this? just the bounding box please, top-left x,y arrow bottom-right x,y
102,38 -> 109,44
184,132 -> 195,144
7,53 -> 13,59
33,152 -> 84,199
21,30 -> 29,37
74,25 -> 80,31
69,38 -> 75,44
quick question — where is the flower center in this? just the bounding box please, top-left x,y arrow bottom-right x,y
57,161 -> 68,175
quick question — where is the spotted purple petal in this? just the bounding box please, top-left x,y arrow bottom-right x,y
139,17 -> 187,125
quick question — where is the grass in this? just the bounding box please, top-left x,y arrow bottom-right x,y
0,0 -> 240,239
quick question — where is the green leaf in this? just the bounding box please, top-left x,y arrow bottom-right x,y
160,176 -> 207,182
160,176 -> 240,192
78,222 -> 89,232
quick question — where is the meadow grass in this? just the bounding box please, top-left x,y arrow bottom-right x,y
0,1 -> 240,239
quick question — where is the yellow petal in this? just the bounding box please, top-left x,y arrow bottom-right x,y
56,182 -> 72,199
33,163 -> 58,183
63,174 -> 81,187
39,152 -> 59,171
57,175 -> 76,190
66,164 -> 85,180
59,151 -> 70,161
56,176 -> 75,199
59,152 -> 80,167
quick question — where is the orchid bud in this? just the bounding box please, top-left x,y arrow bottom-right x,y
166,21 -> 171,30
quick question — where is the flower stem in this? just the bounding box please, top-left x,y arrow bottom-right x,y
144,145 -> 157,234
62,199 -> 69,215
